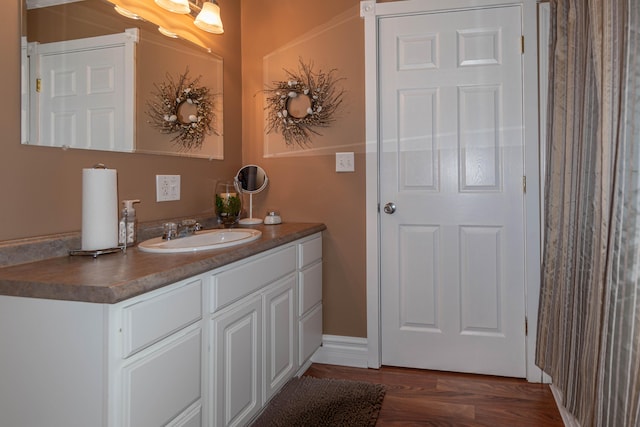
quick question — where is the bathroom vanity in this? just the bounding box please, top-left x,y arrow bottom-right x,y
0,223 -> 324,427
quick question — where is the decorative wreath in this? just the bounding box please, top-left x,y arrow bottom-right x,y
264,59 -> 345,147
147,69 -> 217,151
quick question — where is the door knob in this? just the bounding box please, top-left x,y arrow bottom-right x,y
383,202 -> 396,214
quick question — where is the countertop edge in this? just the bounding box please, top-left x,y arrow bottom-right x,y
0,223 -> 326,304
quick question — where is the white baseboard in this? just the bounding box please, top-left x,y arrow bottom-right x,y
310,335 -> 369,368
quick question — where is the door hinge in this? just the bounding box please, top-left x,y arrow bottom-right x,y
522,176 -> 527,193
525,317 -> 528,336
36,78 -> 42,93
521,36 -> 525,54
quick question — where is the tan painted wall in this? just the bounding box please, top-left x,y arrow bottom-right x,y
2,0 -> 242,241
241,0 -> 367,337
3,0 -> 368,339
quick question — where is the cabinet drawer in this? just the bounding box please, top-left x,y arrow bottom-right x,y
299,261 -> 322,316
298,235 -> 322,269
211,245 -> 296,312
122,279 -> 202,358
299,303 -> 322,366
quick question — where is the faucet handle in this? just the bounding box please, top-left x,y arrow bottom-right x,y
181,219 -> 202,230
179,219 -> 202,236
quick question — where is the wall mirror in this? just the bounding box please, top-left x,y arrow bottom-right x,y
21,0 -> 224,158
234,165 -> 268,225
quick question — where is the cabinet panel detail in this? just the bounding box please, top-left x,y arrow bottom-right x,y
165,401 -> 202,427
264,274 -> 297,401
121,328 -> 202,427
212,295 -> 263,427
299,261 -> 322,316
299,303 -> 323,366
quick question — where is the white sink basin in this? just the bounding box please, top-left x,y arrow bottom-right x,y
138,228 -> 262,253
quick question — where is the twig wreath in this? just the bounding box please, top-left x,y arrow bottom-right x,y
147,68 -> 217,151
264,59 -> 345,147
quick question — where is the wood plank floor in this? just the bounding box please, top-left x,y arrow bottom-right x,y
303,363 -> 564,426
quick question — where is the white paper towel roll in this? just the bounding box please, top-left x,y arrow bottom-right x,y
81,167 -> 118,251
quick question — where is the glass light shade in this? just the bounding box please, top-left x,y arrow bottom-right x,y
154,0 -> 190,14
114,6 -> 141,20
158,27 -> 179,38
194,2 -> 224,34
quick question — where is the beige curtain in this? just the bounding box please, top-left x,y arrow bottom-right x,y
536,0 -> 640,426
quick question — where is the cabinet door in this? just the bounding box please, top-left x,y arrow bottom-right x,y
120,327 -> 202,427
263,274 -> 297,402
299,303 -> 323,366
298,261 -> 322,316
211,295 -> 262,427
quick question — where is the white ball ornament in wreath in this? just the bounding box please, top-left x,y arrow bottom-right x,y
265,59 -> 345,147
147,69 -> 217,151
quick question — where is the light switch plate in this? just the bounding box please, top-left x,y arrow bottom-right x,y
336,152 -> 355,172
156,175 -> 180,202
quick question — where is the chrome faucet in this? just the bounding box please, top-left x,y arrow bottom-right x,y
162,219 -> 202,240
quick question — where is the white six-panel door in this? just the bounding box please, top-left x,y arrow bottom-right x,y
32,31 -> 136,151
379,5 -> 527,377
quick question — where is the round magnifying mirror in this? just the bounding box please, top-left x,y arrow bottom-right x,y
235,165 -> 268,224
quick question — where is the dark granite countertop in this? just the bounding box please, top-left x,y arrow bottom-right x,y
0,223 -> 325,304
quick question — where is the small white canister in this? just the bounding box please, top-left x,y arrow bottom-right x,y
264,210 -> 282,225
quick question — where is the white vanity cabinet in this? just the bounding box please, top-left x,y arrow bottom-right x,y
208,239 -> 304,427
0,274 -> 206,427
207,233 -> 322,427
0,232 -> 322,427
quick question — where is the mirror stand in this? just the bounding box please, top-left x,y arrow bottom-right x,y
239,193 -> 262,225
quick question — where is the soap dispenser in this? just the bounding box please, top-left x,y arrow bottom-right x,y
119,199 -> 140,247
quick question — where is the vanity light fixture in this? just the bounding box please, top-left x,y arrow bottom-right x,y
154,0 -> 191,14
113,5 -> 141,20
194,0 -> 224,34
158,26 -> 179,38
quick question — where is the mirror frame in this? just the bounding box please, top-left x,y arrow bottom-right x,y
21,0 -> 224,158
234,165 -> 268,194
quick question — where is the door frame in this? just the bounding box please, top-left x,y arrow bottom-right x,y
361,0 -> 544,382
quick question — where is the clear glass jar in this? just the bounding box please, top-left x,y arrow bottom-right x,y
215,181 -> 242,228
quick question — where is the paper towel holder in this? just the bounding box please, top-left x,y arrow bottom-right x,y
70,163 -> 125,258
69,247 -> 124,258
